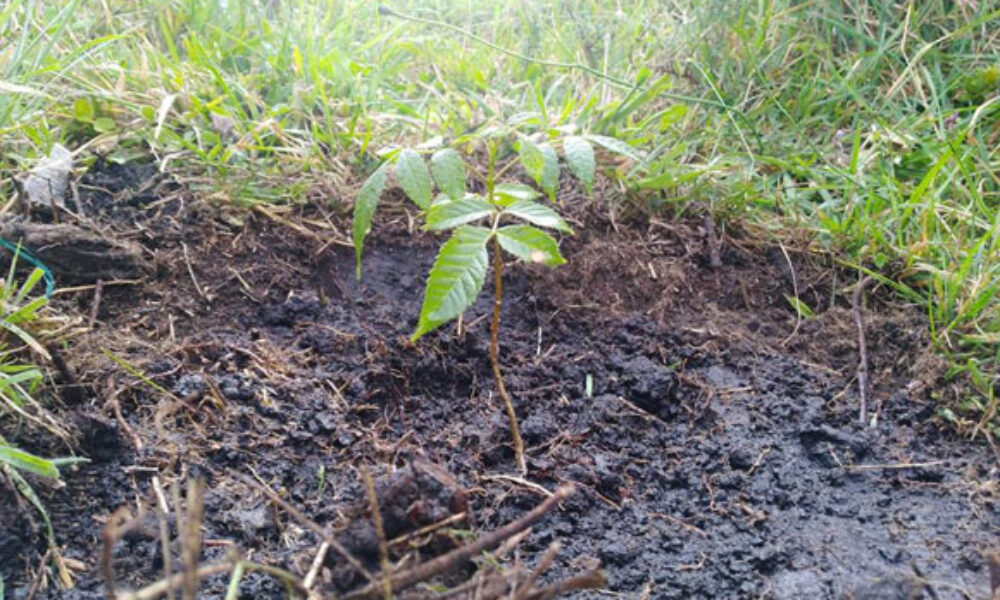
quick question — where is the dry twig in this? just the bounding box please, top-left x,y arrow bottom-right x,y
343,485 -> 575,600
513,542 -> 561,600
180,479 -> 205,600
361,467 -> 393,600
853,276 -> 874,425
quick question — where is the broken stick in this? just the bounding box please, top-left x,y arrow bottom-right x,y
343,485 -> 575,600
853,276 -> 874,426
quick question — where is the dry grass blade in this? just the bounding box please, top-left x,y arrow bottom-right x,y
180,479 -> 205,600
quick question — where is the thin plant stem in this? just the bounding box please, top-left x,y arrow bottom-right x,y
485,141 -> 526,475
490,235 -> 526,475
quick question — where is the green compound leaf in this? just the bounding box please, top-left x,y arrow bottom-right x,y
395,148 -> 433,209
497,225 -> 565,266
430,148 -> 467,201
424,194 -> 493,231
412,226 -> 491,342
503,199 -> 573,233
518,136 -> 546,185
538,143 -> 560,201
563,136 -> 595,194
0,445 -> 60,478
352,161 -> 390,279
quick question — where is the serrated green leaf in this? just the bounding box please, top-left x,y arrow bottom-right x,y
503,200 -> 573,233
429,193 -> 452,208
494,183 -> 542,206
352,162 -> 390,279
0,445 -> 60,478
412,226 -> 491,341
497,225 -> 565,266
584,134 -> 642,162
425,194 -> 493,230
395,149 -> 433,209
538,143 -> 559,201
430,148 -> 466,201
518,136 -> 545,185
563,136 -> 595,194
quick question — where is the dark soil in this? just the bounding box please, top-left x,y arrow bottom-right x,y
1,162 -> 997,600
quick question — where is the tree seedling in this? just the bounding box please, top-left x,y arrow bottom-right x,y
353,125 -> 615,473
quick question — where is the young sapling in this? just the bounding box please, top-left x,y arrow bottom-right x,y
353,126 -> 618,473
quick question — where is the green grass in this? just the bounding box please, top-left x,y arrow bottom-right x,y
0,252 -> 76,460
1,0 -> 998,439
0,251 -> 84,584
